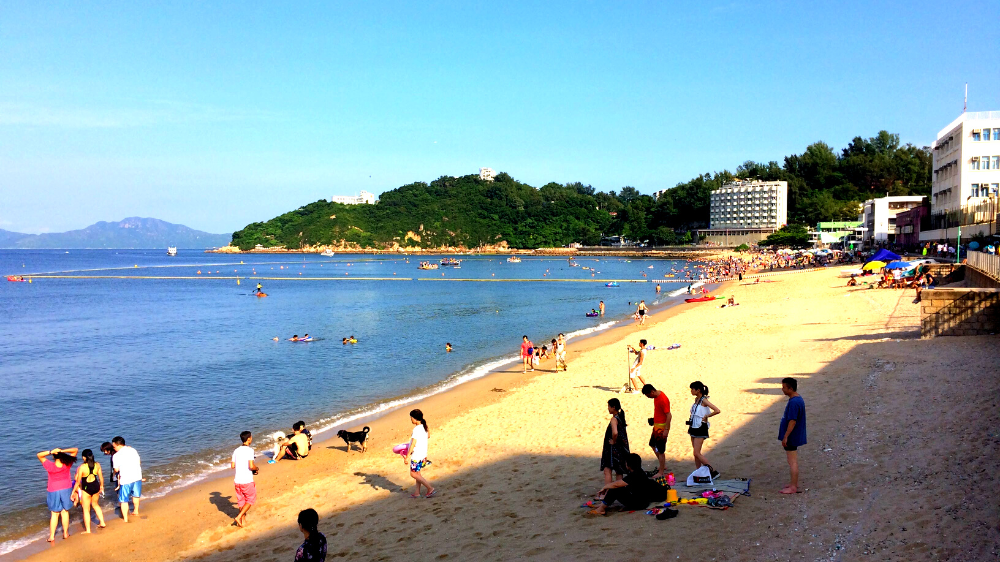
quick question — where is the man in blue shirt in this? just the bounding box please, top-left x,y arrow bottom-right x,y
778,377 -> 806,494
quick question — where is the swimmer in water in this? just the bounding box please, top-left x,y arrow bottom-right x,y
272,337 -> 279,341
288,335 -> 299,342
349,336 -> 358,343
342,338 -> 349,345
301,334 -> 311,341
446,343 -> 452,352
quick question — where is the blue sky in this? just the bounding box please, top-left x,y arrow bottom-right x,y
1,1 -> 998,234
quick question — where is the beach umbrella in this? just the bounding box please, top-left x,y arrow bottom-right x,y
884,261 -> 911,270
862,261 -> 886,271
968,241 -> 980,249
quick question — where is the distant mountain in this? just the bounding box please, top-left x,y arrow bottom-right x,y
0,218 -> 232,249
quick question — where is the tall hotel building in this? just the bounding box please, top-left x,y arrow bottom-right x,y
709,180 -> 788,229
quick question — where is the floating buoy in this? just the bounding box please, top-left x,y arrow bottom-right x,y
134,265 -> 138,268
197,270 -> 202,274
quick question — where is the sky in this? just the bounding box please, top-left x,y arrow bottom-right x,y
1,1 -> 998,234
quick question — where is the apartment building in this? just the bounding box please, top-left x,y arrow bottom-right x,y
921,110 -> 1000,241
859,196 -> 925,245
709,180 -> 788,229
479,167 -> 496,182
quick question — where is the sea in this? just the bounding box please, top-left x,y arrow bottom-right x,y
0,249 -> 708,553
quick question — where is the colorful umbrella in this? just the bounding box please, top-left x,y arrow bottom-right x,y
862,261 -> 886,271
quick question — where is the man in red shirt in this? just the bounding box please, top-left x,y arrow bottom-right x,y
642,384 -> 671,478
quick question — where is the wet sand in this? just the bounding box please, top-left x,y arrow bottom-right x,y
13,267 -> 1000,562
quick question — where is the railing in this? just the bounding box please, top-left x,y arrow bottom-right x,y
929,197 -> 999,231
967,251 -> 1000,281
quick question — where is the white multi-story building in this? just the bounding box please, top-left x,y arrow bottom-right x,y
709,180 -> 788,229
330,190 -> 376,205
920,110 -> 1000,242
653,189 -> 668,200
479,167 -> 496,182
858,196 -> 925,245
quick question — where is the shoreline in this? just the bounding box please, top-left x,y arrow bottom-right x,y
0,278 -> 701,560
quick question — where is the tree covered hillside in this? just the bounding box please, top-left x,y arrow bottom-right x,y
231,130 -> 931,250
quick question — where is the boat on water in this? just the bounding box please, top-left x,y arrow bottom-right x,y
507,256 -> 521,263
440,257 -> 462,266
321,249 -> 335,257
605,282 -> 619,287
418,262 -> 439,270
167,247 -> 177,256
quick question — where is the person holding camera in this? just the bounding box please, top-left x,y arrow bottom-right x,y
687,381 -> 721,479
231,430 -> 259,528
640,384 -> 671,478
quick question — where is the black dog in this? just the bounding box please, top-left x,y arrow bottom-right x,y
336,426 -> 370,453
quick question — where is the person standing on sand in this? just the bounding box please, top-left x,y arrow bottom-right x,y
520,335 -> 534,373
626,339 -> 647,393
599,398 -> 630,498
100,442 -> 117,488
405,409 -> 436,498
779,377 -> 806,494
641,384 -> 671,478
687,381 -> 720,479
556,333 -> 568,371
70,449 -> 107,534
37,447 -> 77,542
599,301 -> 605,316
231,431 -> 258,527
294,508 -> 327,561
111,436 -> 142,522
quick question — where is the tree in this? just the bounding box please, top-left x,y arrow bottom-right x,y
760,225 -> 811,248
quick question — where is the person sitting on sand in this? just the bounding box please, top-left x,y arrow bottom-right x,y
270,422 -> 310,463
589,453 -> 662,515
847,274 -> 857,286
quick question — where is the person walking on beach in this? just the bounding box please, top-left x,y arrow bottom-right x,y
70,449 -> 107,533
599,301 -> 605,316
231,431 -> 258,527
36,447 -> 77,542
641,384 -> 671,478
635,300 -> 648,325
779,377 -> 806,494
294,508 -> 327,561
555,333 -> 568,371
599,398 -> 630,498
687,382 -> 720,479
520,336 -> 534,374
405,409 -> 436,498
111,436 -> 142,522
626,339 -> 648,393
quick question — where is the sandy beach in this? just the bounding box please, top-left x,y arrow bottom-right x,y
12,266 -> 1000,562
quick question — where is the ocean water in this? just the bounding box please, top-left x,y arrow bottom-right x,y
0,250 -> 705,551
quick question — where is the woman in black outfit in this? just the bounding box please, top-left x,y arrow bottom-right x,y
590,453 -> 662,515
598,398 -> 629,499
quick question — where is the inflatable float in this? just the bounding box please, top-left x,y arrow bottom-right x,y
586,312 -> 599,317
392,443 -> 410,456
684,296 -> 719,303
7,276 -> 26,282
605,282 -> 619,287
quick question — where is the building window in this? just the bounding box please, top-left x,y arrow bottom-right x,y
973,131 -> 981,141
984,157 -> 992,170
971,157 -> 980,170
971,184 -> 980,197
992,183 -> 1000,196
985,128 -> 992,141
993,156 -> 1000,169
994,129 -> 1000,141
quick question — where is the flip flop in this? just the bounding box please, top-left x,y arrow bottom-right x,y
425,490 -> 437,498
409,493 -> 422,498
267,459 -> 276,464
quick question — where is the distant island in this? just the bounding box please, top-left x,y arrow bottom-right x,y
227,130 -> 930,252
0,217 -> 231,249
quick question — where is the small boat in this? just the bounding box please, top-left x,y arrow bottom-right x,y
7,276 -> 27,282
167,247 -> 177,256
507,256 -> 521,263
605,282 -> 619,287
321,249 -> 335,257
684,296 -> 719,303
440,258 -> 462,266
418,262 -> 439,270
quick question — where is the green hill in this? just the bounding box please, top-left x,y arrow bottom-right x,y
231,130 -> 931,250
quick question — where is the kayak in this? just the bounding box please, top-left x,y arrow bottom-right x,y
7,276 -> 26,282
684,296 -> 719,303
